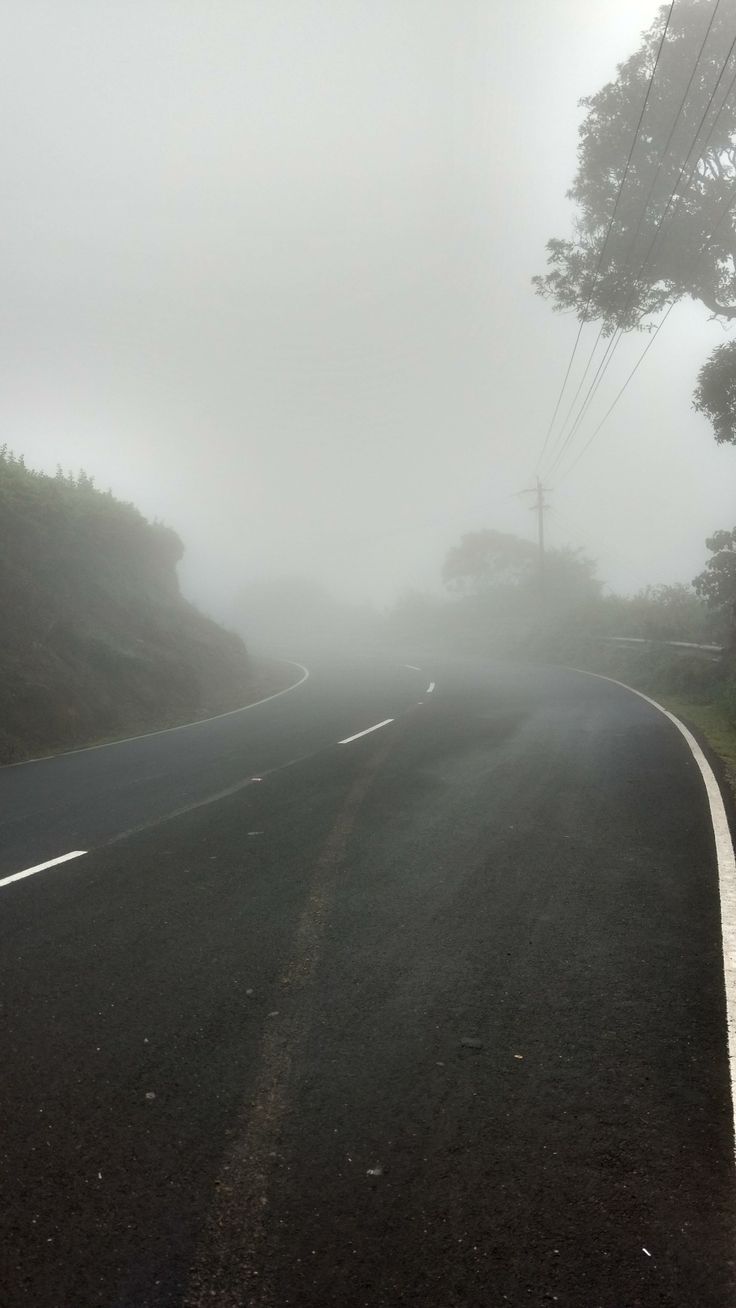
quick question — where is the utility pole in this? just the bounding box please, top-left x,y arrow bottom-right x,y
519,477 -> 551,597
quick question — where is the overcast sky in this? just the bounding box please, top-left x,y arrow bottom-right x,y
4,0 -> 735,617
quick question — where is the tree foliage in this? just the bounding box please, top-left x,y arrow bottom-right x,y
692,339 -> 736,440
442,529 -> 600,604
599,582 -> 713,641
693,527 -> 736,615
534,0 -> 736,333
442,530 -> 537,591
0,446 -> 184,579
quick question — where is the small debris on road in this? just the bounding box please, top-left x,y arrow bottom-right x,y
268,1010 -> 279,1017
643,1248 -> 652,1257
145,1092 -> 156,1101
460,1037 -> 483,1050
514,1053 -> 524,1060
366,1165 -> 384,1177
245,988 -> 255,997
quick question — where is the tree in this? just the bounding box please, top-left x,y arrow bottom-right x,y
602,582 -> 711,641
692,528 -> 736,648
442,530 -> 537,592
442,529 -> 599,605
694,527 -> 736,611
534,1 -> 736,334
693,339 -> 736,441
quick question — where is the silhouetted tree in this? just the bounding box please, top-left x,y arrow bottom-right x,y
442,529 -> 599,605
693,340 -> 736,441
694,528 -> 736,645
442,530 -> 536,592
534,1 -> 736,333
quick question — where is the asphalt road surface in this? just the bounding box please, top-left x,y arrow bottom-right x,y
1,652 -> 735,1307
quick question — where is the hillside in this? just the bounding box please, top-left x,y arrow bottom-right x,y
0,450 -> 268,763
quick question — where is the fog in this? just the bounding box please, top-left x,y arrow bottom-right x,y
3,0 -> 735,630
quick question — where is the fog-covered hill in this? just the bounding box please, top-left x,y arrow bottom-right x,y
0,451 -> 262,763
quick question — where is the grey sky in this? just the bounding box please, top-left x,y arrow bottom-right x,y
3,0 -> 733,616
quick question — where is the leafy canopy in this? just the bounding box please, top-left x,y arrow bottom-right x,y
693,339 -> 736,439
694,526 -> 736,607
442,529 -> 599,604
0,445 -> 184,572
534,0 -> 736,332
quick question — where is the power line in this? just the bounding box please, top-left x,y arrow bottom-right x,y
559,301 -> 676,480
534,0 -> 676,473
706,144 -> 736,243
554,64 -> 736,487
613,0 -> 728,285
545,326 -> 622,478
547,301 -> 660,479
540,3 -> 702,479
544,5 -> 736,479
546,326 -> 606,465
547,300 -> 662,481
543,2 -> 732,479
621,6 -> 735,299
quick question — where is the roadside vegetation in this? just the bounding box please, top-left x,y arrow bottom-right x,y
0,449 -> 277,763
388,524 -> 736,792
524,0 -> 736,793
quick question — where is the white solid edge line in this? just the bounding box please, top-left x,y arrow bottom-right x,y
0,850 -> 87,890
426,681 -> 436,694
339,718 -> 394,745
572,665 -> 736,1151
3,661 -> 311,770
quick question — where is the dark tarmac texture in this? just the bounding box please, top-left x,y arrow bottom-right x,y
0,655 -> 734,1306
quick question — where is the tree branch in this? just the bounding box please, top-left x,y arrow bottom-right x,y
699,288 -> 736,318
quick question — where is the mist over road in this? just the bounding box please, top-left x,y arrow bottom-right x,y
1,653 -> 734,1306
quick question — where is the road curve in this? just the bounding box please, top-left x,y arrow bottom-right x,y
1,652 -> 734,1307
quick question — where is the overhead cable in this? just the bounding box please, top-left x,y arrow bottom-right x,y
534,1 -> 676,473
545,5 -> 736,478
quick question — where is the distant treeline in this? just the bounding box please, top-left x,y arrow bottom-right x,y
0,445 -> 184,586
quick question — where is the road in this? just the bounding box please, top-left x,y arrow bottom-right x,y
1,651 -> 735,1307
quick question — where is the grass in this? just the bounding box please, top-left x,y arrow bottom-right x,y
654,694 -> 736,799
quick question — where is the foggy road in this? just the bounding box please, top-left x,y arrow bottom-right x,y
1,653 -> 735,1307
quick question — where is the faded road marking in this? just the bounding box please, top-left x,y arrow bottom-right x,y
338,718 -> 394,745
183,731 -> 397,1307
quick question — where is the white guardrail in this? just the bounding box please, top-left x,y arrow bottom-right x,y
601,636 -> 724,660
